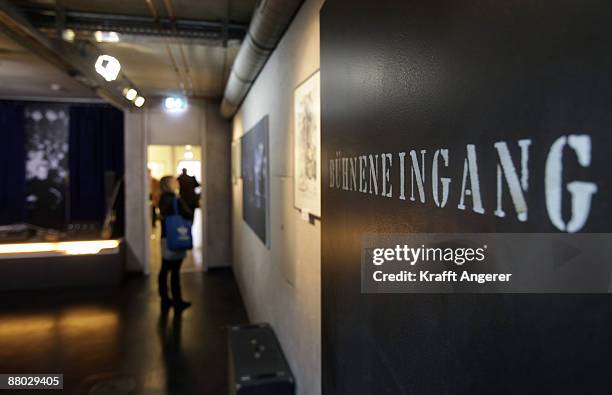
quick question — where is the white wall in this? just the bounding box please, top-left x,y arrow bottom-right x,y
147,103 -> 204,145
231,1 -> 323,394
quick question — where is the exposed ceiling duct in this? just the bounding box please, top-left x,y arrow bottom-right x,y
220,0 -> 303,118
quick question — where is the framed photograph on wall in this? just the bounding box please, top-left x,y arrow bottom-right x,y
293,70 -> 321,218
241,116 -> 270,247
231,139 -> 241,184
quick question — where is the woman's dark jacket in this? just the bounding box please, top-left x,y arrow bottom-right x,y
159,192 -> 193,238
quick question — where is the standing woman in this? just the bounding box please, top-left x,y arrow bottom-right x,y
158,176 -> 193,310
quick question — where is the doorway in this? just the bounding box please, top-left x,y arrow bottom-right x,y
148,144 -> 203,273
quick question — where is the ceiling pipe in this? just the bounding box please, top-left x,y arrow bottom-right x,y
219,0 -> 303,119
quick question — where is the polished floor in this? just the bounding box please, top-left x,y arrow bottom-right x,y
0,269 -> 249,394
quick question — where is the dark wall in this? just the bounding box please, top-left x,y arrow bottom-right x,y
0,102 -> 26,225
69,104 -> 124,225
0,101 -> 124,233
321,1 -> 612,394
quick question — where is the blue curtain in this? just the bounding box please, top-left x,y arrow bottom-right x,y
0,102 -> 26,225
69,104 -> 124,223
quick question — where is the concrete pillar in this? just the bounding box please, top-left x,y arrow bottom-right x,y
124,110 -> 149,273
204,101 -> 232,268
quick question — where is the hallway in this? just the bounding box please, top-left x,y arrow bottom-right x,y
2,0 -> 612,394
0,270 -> 248,394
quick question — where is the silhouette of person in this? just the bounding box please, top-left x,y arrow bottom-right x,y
177,168 -> 199,221
158,175 -> 192,310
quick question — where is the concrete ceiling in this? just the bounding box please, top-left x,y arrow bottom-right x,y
0,31 -> 96,99
97,40 -> 240,98
0,0 -> 256,101
13,0 -> 256,22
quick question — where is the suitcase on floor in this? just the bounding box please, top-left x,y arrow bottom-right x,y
228,323 -> 295,395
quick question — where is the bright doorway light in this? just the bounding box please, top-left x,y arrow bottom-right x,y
177,160 -> 201,181
148,162 -> 166,180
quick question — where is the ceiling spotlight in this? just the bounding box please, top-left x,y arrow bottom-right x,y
163,96 -> 187,111
134,96 -> 145,108
124,88 -> 137,101
94,31 -> 120,43
61,29 -> 75,42
95,55 -> 121,82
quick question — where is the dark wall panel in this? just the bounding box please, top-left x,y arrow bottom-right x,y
241,116 -> 269,247
24,103 -> 69,230
69,104 -> 124,224
321,1 -> 612,394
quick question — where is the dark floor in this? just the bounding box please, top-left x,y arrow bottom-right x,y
0,269 -> 249,394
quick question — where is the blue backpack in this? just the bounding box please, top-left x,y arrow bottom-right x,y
165,197 -> 193,251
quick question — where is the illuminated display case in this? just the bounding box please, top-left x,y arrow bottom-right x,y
0,224 -> 123,291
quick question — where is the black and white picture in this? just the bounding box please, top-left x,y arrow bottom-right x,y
241,116 -> 269,247
294,71 -> 321,217
24,103 -> 69,229
232,139 -> 241,184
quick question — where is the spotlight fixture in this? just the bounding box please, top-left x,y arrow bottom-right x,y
134,96 -> 146,108
123,88 -> 138,101
61,29 -> 75,42
94,31 -> 120,43
95,55 -> 121,82
163,96 -> 187,111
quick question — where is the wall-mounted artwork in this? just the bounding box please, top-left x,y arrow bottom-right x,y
24,103 -> 69,230
232,139 -> 241,184
241,116 -> 269,247
294,70 -> 321,217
